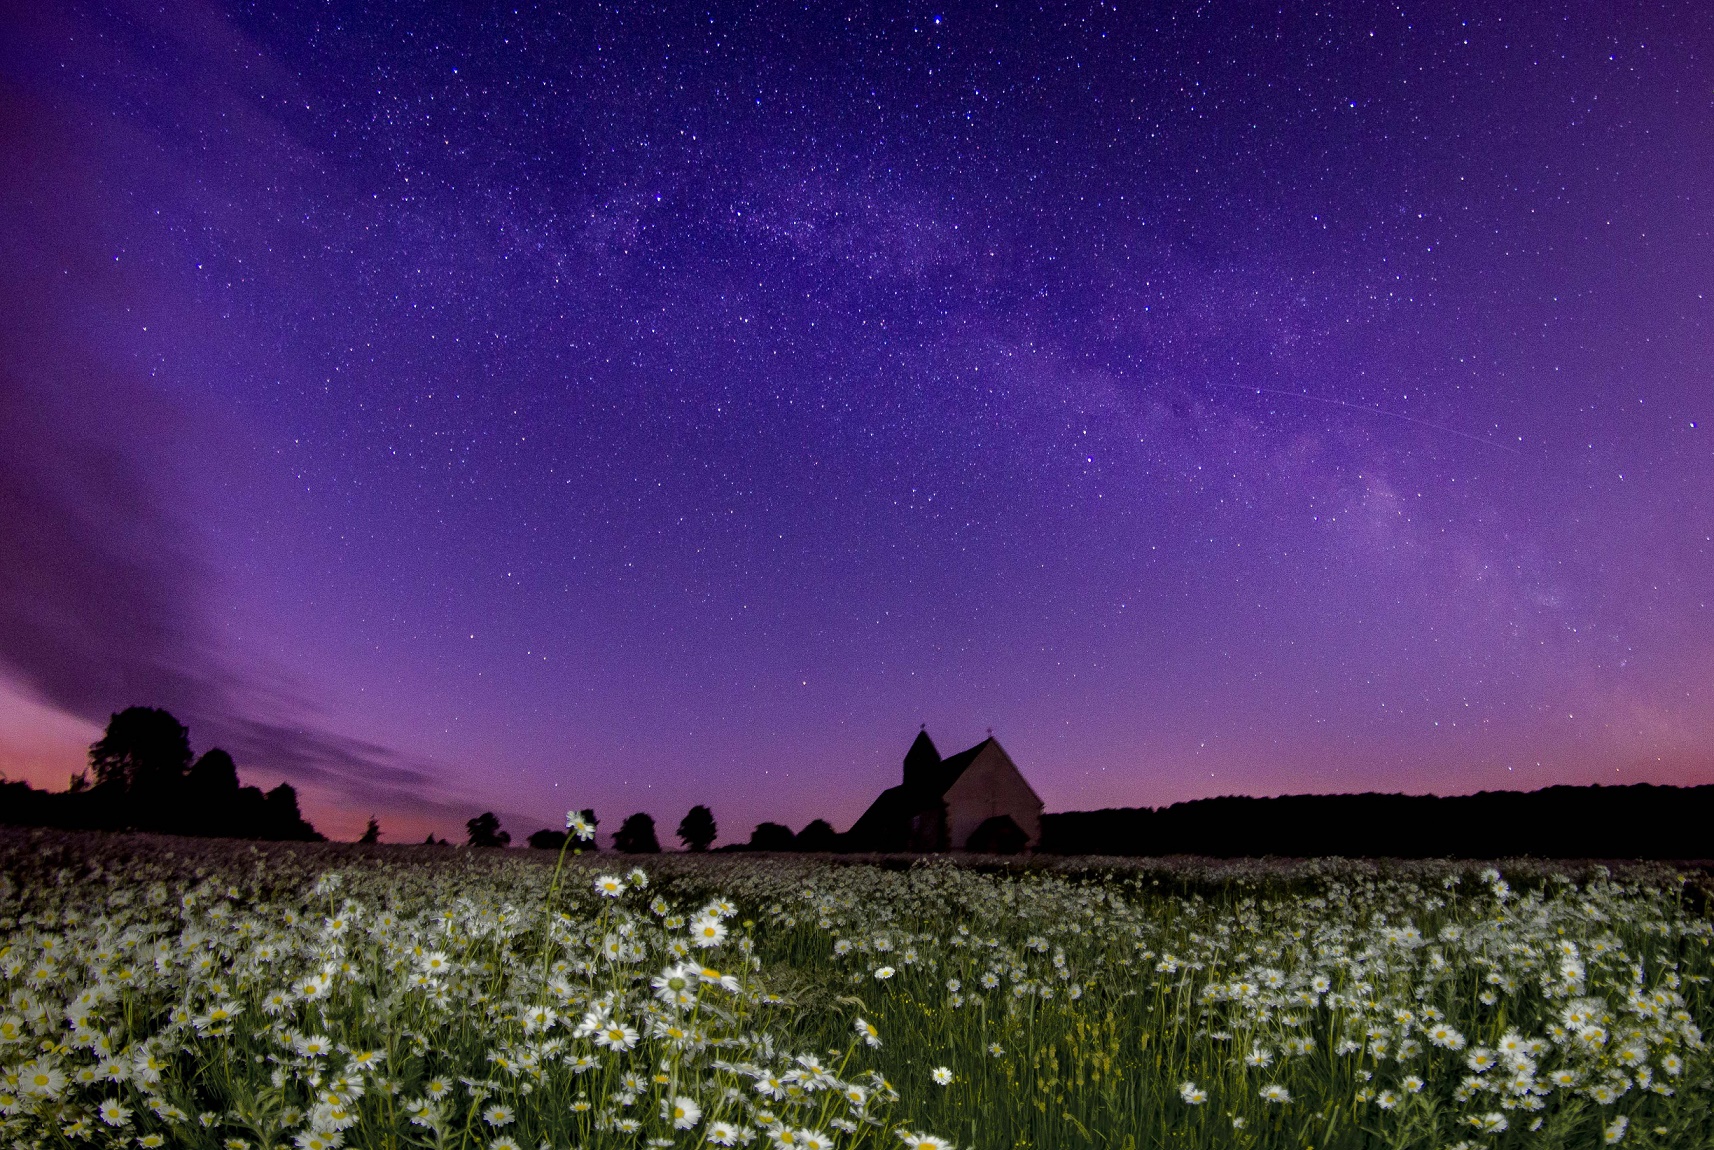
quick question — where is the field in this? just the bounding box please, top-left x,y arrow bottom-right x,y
1,830 -> 1710,1150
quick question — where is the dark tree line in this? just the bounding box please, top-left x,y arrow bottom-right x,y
503,786 -> 1714,859
0,707 -> 321,841
1038,785 -> 1714,859
601,809 -> 843,853
32,726 -> 1693,860
502,805 -> 845,854
729,817 -> 841,852
514,806 -> 712,854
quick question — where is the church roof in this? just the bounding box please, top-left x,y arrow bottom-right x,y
924,738 -> 990,795
846,730 -> 1053,852
843,782 -> 924,845
845,735 -> 998,846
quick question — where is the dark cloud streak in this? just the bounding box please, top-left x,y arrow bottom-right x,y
0,88 -> 465,832
0,81 -> 214,730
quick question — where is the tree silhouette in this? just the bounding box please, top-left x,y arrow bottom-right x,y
748,822 -> 795,851
261,784 -> 322,841
466,811 -> 510,848
358,817 -> 381,844
187,748 -> 239,795
613,812 -> 660,853
677,804 -> 717,851
794,818 -> 838,852
89,707 -> 191,795
179,749 -> 240,835
76,711 -> 330,839
527,828 -> 568,850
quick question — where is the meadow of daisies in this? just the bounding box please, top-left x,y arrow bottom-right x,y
1,827 -> 1710,1150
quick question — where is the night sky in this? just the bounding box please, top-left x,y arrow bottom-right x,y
3,2 -> 1711,844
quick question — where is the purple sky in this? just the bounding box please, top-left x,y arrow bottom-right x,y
2,2 -> 1711,844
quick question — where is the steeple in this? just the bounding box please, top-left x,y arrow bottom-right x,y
902,727 -> 941,788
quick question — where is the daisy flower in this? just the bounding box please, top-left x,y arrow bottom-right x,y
665,1096 -> 702,1129
896,1133 -> 954,1150
595,1022 -> 640,1051
691,915 -> 728,948
293,1034 -> 334,1058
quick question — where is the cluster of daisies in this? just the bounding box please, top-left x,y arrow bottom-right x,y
0,823 -> 956,1150
718,857 -> 1714,1148
2,829 -> 1711,1148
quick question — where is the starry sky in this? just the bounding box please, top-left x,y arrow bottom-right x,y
2,2 -> 1712,844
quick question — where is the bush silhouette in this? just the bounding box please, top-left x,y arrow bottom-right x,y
358,817 -> 381,844
748,822 -> 795,851
466,811 -> 510,848
677,805 -> 717,851
528,828 -> 568,850
613,812 -> 660,853
794,818 -> 839,852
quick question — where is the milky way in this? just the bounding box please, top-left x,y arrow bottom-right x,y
2,2 -> 1711,841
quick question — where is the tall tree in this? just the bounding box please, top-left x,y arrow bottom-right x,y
261,784 -> 323,841
466,811 -> 510,847
180,748 -> 241,837
358,817 -> 381,844
613,812 -> 660,853
186,748 -> 239,796
88,707 -> 191,794
676,805 -> 717,851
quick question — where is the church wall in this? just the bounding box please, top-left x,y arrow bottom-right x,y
942,744 -> 1044,849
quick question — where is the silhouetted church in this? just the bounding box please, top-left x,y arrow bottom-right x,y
845,729 -> 1044,852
